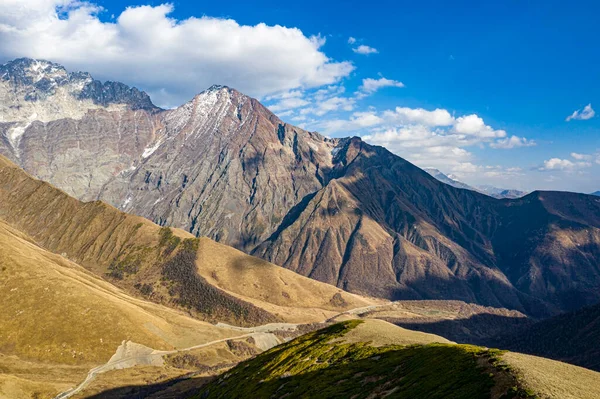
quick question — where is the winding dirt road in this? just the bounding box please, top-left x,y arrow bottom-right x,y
54,303 -> 390,399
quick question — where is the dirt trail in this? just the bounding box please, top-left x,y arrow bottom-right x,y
54,303 -> 391,399
53,332 -> 274,399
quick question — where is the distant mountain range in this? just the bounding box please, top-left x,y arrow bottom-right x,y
2,58 -> 600,318
424,168 -> 527,199
592,191 -> 600,196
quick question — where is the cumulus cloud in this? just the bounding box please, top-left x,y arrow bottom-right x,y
268,97 -> 310,112
571,152 -> 592,160
490,135 -> 536,149
266,85 -> 356,117
306,103 -> 536,178
539,158 -> 592,171
348,37 -> 356,44
357,77 -> 404,96
303,96 -> 355,116
382,107 -> 454,127
353,45 -> 378,55
0,1 -> 353,107
453,115 -> 506,138
320,111 -> 383,132
566,104 -> 595,121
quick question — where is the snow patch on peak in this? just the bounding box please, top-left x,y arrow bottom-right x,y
6,120 -> 33,157
193,89 -> 221,115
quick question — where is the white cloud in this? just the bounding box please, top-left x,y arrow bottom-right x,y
357,77 -> 404,96
362,125 -> 475,170
303,103 -> 536,180
267,85 -> 355,117
0,1 -> 354,107
453,115 -> 506,138
490,135 -> 536,149
539,158 -> 592,171
571,152 -> 592,160
353,45 -> 378,55
382,107 -> 454,126
320,111 -> 383,133
268,97 -> 310,112
348,37 -> 356,44
308,96 -> 355,116
566,104 -> 595,121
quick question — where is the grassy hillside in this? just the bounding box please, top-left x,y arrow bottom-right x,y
0,219 -> 250,398
195,320 -> 519,399
0,154 -> 375,327
195,320 -> 600,399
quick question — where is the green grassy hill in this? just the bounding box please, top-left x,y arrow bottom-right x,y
195,320 -> 600,399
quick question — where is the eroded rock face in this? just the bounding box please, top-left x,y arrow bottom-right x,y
3,58 -> 600,317
99,86 -> 336,250
0,58 -> 160,197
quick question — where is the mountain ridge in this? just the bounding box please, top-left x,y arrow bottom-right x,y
2,58 -> 600,318
0,153 -> 375,327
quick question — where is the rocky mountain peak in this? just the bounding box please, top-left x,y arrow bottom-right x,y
1,57 -> 77,101
0,57 -> 157,112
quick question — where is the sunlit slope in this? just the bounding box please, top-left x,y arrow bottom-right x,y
195,237 -> 378,322
0,219 -> 242,398
0,154 -> 375,326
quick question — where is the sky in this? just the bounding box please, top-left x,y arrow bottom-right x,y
0,1 -> 599,193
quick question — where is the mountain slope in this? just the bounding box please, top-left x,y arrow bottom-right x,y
195,320 -> 600,399
0,217 -> 257,399
495,303 -> 600,371
2,58 -> 600,317
592,191 -> 600,196
0,154 -> 375,327
255,138 -> 600,316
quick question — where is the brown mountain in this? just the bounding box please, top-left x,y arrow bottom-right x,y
0,153 -> 375,327
2,59 -> 600,317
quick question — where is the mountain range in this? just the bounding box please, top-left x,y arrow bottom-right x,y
2,58 -> 600,319
1,57 -> 600,398
0,151 -> 382,397
424,168 -> 527,199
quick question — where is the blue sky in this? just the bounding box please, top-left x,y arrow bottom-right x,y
0,1 -> 598,192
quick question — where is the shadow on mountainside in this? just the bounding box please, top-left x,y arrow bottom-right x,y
380,313 -> 534,346
491,303 -> 600,372
83,375 -> 214,399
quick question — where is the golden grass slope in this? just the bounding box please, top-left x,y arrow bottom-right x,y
503,352 -> 600,399
338,319 -> 453,346
195,320 -> 600,399
196,237 -> 379,323
0,154 -> 376,326
0,219 -> 245,398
